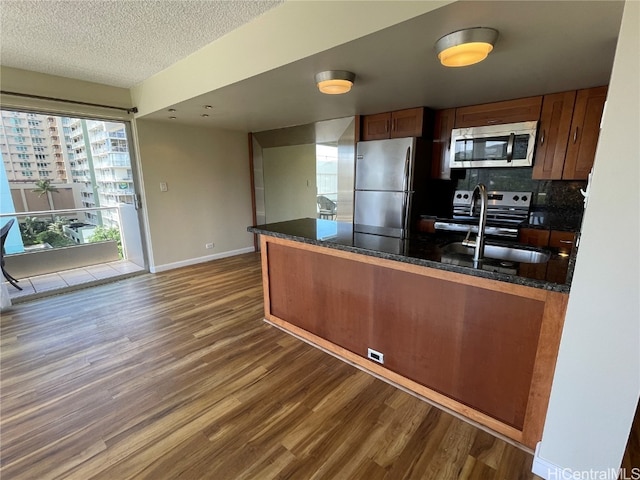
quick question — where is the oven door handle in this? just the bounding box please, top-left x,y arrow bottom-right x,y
506,133 -> 515,163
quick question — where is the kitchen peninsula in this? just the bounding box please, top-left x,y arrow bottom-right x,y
249,218 -> 570,449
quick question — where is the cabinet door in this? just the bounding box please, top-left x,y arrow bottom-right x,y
562,86 -> 607,180
518,228 -> 551,247
361,113 -> 391,140
391,108 -> 425,138
454,96 -> 542,128
532,91 -> 576,180
431,108 -> 456,179
549,230 -> 576,254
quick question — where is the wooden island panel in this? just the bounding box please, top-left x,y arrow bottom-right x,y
261,236 -> 567,449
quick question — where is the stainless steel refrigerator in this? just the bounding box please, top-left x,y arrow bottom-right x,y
354,137 -> 430,251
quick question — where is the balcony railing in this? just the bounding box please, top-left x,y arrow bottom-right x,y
0,205 -> 145,281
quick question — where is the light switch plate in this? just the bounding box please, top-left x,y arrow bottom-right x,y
160,182 -> 168,192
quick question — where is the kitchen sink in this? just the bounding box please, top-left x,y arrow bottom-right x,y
443,242 -> 551,264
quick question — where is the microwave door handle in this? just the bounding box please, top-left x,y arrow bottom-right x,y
506,133 -> 515,162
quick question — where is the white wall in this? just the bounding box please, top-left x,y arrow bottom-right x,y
130,1 -> 452,117
263,144 -> 317,224
536,0 -> 639,476
136,119 -> 254,271
0,66 -> 132,117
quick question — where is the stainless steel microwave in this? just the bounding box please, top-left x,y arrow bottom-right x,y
449,121 -> 538,168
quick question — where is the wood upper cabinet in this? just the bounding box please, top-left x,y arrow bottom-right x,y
532,91 -> 577,180
361,107 -> 431,140
454,96 -> 542,128
431,108 -> 456,179
562,86 -> 608,180
533,86 -> 607,180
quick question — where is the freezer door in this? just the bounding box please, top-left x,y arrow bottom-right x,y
354,190 -> 409,237
355,138 -> 415,191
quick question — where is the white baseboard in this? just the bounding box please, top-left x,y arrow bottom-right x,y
149,246 -> 255,273
533,442 -> 567,480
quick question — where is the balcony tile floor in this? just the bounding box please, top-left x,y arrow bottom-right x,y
4,260 -> 145,303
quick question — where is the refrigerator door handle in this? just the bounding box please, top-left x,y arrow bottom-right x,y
403,146 -> 411,192
402,191 -> 413,238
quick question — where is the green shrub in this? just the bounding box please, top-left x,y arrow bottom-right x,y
36,230 -> 74,248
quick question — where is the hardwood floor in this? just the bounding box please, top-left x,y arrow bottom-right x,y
0,252 -> 541,479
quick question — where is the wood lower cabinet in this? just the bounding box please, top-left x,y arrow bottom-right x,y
431,108 -> 456,179
518,228 -> 576,283
519,228 -> 552,247
454,96 -> 542,128
261,235 -> 568,449
361,107 -> 432,140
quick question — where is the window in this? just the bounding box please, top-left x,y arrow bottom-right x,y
19,162 -> 30,168
21,171 -> 33,177
15,136 -> 26,143
11,127 -> 24,134
34,146 -> 45,152
38,170 -> 51,176
35,154 -> 47,160
109,139 -> 128,152
32,138 -> 44,144
37,162 -> 48,167
17,153 -> 30,159
15,145 -> 28,152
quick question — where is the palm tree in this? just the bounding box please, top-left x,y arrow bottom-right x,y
32,179 -> 59,211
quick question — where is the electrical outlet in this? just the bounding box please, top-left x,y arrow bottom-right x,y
159,182 -> 168,192
367,348 -> 384,364
205,242 -> 214,249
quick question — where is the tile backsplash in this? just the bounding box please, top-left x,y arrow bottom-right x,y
453,168 -> 587,230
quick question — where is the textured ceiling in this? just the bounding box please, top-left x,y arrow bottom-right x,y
0,0 -> 283,88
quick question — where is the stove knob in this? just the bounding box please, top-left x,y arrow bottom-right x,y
463,194 -> 469,199
522,195 -> 528,202
513,195 -> 520,201
456,193 -> 462,199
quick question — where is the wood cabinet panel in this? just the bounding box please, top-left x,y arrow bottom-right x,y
361,108 -> 431,141
391,108 -> 427,138
266,239 -> 546,430
562,86 -> 608,180
549,230 -> 577,252
267,242 -> 373,357
518,228 -> 551,247
532,91 -> 576,180
431,108 -> 456,179
361,112 -> 391,141
454,96 -> 542,128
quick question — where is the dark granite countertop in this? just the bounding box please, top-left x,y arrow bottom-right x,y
248,218 -> 575,293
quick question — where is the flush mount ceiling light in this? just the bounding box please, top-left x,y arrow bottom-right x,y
315,70 -> 356,95
435,27 -> 499,67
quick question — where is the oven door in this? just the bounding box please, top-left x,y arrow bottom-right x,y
450,121 -> 538,168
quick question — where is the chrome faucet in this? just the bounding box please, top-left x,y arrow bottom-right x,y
462,183 -> 488,266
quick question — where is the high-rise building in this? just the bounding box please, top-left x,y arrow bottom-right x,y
0,110 -> 73,183
1,110 -> 134,229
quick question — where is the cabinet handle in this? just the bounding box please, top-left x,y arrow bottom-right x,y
573,127 -> 579,143
392,119 -> 397,132
540,129 -> 545,145
386,120 -> 390,133
559,239 -> 573,244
